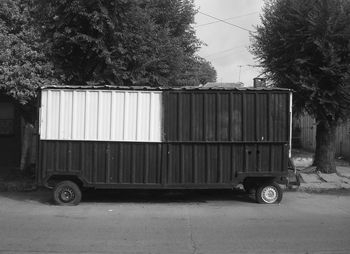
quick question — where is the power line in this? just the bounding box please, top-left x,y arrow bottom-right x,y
207,50 -> 248,61
195,11 -> 259,28
198,11 -> 253,32
203,45 -> 246,58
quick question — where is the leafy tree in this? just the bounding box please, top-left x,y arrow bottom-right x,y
176,57 -> 217,86
36,0 -> 211,87
0,0 -> 59,108
196,58 -> 217,85
251,0 -> 350,173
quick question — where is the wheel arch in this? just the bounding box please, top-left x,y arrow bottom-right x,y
242,176 -> 277,186
46,174 -> 85,189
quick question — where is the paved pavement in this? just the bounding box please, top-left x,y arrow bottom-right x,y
291,151 -> 350,192
0,189 -> 349,254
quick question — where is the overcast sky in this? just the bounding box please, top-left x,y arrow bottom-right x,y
194,0 -> 265,87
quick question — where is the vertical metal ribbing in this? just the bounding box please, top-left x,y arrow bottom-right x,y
158,144 -> 163,184
131,145 -> 135,183
93,143 -> 97,183
148,93 -> 153,141
267,93 -> 270,141
67,142 -> 72,171
229,93 -> 233,141
255,93 -> 259,172
54,141 -> 59,171
165,144 -> 169,184
110,91 -> 115,140
118,143 -> 123,183
193,145 -> 197,183
257,144 -> 261,172
123,92 -> 128,140
161,92 -> 167,142
58,90 -> 63,139
215,93 -> 219,140
97,91 -> 101,140
203,94 -> 207,141
71,91 -> 75,140
106,143 -> 110,184
243,144 -> 247,173
269,94 -> 273,141
276,95 -> 280,140
167,144 -> 172,184
135,92 -> 140,140
269,144 -> 273,172
241,93 -> 245,141
43,90 -> 50,139
230,145 -> 234,181
281,144 -> 285,173
84,91 -> 89,140
255,93 -> 258,141
218,145 -> 222,182
205,144 -> 210,183
80,142 -> 85,177
164,144 -> 169,185
288,93 -> 292,157
42,141 -> 47,174
180,144 -> 185,184
144,145 -> 149,184
190,93 -> 194,140
177,93 -> 181,141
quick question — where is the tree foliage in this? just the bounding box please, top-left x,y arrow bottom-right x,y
251,0 -> 350,122
36,0 -> 216,87
0,0 -> 59,105
0,0 -> 216,106
251,0 -> 350,173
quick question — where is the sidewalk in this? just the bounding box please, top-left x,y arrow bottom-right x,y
291,149 -> 350,192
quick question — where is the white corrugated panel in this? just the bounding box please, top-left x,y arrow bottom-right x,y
40,89 -> 162,142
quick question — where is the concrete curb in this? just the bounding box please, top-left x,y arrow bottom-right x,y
282,183 -> 350,193
298,183 -> 350,192
284,172 -> 350,193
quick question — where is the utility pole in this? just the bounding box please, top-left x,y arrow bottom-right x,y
238,65 -> 243,82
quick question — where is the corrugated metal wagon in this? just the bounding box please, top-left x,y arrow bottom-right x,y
37,86 -> 292,205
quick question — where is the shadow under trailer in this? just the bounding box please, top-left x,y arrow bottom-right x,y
37,86 -> 292,205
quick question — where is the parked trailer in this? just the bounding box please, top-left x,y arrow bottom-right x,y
37,86 -> 292,205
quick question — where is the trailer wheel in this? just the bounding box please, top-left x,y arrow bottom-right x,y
53,181 -> 82,205
256,182 -> 282,204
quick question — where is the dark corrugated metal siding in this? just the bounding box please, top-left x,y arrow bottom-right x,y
40,141 -> 288,186
41,141 -> 164,185
162,90 -> 290,182
163,91 -> 289,142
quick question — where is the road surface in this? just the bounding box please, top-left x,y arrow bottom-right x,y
0,189 -> 349,254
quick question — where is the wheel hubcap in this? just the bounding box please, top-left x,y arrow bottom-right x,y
261,186 -> 278,203
59,187 -> 75,203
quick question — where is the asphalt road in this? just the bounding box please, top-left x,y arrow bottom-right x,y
0,189 -> 350,254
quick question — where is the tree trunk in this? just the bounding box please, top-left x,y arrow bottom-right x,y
313,120 -> 337,173
20,122 -> 34,171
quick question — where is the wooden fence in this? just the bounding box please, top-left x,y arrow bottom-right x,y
296,114 -> 350,161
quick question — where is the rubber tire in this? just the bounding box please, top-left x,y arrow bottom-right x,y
53,181 -> 82,205
255,182 -> 283,204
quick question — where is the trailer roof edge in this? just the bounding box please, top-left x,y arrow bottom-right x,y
40,85 -> 292,92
